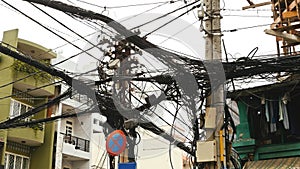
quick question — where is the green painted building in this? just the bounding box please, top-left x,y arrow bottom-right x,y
228,80 -> 300,168
0,29 -> 56,169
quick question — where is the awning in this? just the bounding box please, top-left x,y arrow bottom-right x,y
243,157 -> 300,169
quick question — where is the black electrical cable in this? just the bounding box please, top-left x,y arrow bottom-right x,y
0,88 -> 72,128
0,41 -> 98,89
130,0 -> 200,30
224,8 -> 272,11
30,2 -> 105,53
223,14 -> 271,17
1,0 -> 100,61
0,44 -> 99,104
158,45 -> 198,59
130,82 -> 193,131
1,29 -> 195,156
32,30 -> 102,60
74,0 -> 172,9
169,142 -> 175,169
135,132 -> 141,145
107,1 -> 174,9
159,20 -> 198,44
124,84 -> 192,142
169,94 -> 180,169
144,4 -> 200,37
222,23 -> 271,32
66,14 -> 118,37
99,153 -> 108,169
0,104 -> 96,129
95,150 -> 107,169
222,39 -> 235,91
0,80 -> 63,101
119,1 -> 171,23
21,0 -> 204,69
0,90 -> 95,129
14,0 -> 300,157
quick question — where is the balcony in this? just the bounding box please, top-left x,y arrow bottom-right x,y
8,127 -> 44,146
17,38 -> 56,60
60,133 -> 90,160
62,133 -> 90,152
12,61 -> 55,97
11,37 -> 56,97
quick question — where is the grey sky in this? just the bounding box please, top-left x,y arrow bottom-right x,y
0,0 -> 275,60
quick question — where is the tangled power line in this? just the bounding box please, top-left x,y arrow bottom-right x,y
2,1 -> 300,168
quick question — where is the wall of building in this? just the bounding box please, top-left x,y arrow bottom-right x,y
0,29 -> 18,166
135,135 -> 184,169
62,160 -> 72,169
0,29 -> 56,169
30,122 -> 55,169
55,88 -> 96,169
136,148 -> 183,169
90,113 -> 109,169
90,131 -> 107,168
73,160 -> 90,169
73,114 -> 90,140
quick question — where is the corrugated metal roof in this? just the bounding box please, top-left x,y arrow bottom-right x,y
243,157 -> 300,169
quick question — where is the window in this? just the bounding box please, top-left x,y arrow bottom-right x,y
4,153 -> 29,169
65,121 -> 73,136
10,100 -> 33,119
93,118 -> 98,124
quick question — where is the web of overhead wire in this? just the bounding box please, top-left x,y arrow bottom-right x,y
2,0 -> 298,162
0,0 -> 202,145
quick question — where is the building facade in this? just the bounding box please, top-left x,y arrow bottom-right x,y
0,29 -> 56,169
52,79 -> 108,169
229,80 -> 300,168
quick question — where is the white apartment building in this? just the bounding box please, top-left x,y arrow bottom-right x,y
53,83 -> 109,169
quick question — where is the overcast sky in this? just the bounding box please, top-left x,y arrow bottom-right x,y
0,0 -> 276,61
0,0 -> 276,139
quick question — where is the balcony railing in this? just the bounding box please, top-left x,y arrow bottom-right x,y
61,133 -> 90,152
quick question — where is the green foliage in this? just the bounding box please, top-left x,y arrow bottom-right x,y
29,122 -> 43,137
17,118 -> 44,136
13,59 -> 53,82
29,123 -> 44,131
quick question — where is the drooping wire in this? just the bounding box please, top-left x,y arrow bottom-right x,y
0,101 -> 96,129
118,1 -> 172,23
0,65 -> 99,127
0,88 -> 72,127
130,0 -> 200,30
93,138 -> 108,169
159,20 -> 199,44
0,44 -> 99,123
130,82 -> 193,131
1,0 -> 100,61
73,0 -> 174,9
29,2 -> 105,53
121,84 -> 192,142
0,43 -> 97,90
0,80 -> 63,101
222,23 -> 271,32
169,92 -> 181,169
223,14 -> 271,17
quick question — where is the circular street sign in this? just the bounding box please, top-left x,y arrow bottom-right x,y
106,130 -> 127,156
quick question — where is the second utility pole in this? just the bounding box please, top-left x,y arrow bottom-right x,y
203,0 -> 225,168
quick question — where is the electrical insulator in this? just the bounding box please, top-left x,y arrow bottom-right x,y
197,1 -> 205,20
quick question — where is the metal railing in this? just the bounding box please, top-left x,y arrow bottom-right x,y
61,132 -> 90,152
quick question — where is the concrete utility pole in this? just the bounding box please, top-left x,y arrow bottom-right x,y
203,0 -> 225,168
